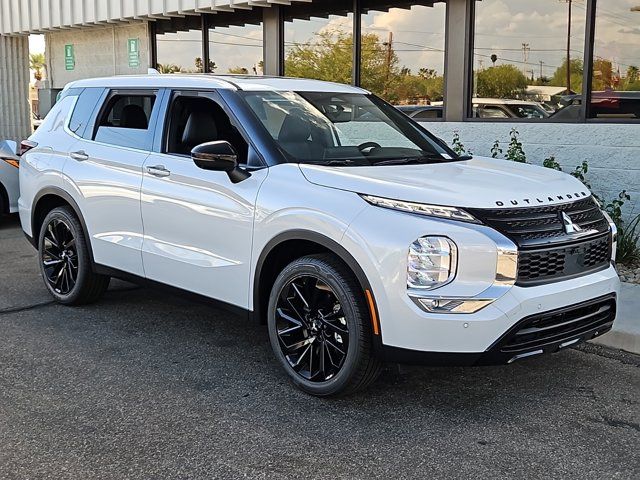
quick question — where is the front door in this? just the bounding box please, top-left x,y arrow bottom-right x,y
140,90 -> 267,308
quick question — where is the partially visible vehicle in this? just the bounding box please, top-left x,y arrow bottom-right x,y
396,105 -> 443,120
471,98 -> 549,119
552,91 -> 640,120
0,140 -> 20,215
32,112 -> 43,130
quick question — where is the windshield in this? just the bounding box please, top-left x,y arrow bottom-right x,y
240,91 -> 458,165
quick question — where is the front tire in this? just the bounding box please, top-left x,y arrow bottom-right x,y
267,254 -> 382,397
38,206 -> 110,305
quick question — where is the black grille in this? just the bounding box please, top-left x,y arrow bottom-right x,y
496,295 -> 616,356
517,234 -> 611,285
468,196 -> 609,248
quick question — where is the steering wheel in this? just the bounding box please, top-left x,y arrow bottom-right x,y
357,141 -> 381,153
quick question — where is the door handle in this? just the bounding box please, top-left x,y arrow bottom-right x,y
69,150 -> 89,161
146,165 -> 171,177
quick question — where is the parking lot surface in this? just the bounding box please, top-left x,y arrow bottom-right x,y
1,216 -> 639,479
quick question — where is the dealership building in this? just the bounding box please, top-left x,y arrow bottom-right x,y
0,0 -> 638,214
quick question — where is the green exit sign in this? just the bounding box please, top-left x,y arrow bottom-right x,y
64,44 -> 75,70
128,38 -> 140,68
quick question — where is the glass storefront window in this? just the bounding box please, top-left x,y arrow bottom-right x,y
360,1 -> 446,109
589,1 -> 640,119
208,22 -> 263,75
156,24 -> 203,73
472,0 -> 586,120
284,3 -> 354,84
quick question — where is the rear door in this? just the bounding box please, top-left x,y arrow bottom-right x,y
64,88 -> 163,276
140,89 -> 267,308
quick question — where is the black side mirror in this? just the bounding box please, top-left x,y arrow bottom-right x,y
191,140 -> 250,183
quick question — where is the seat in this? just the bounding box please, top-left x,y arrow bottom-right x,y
120,104 -> 148,129
277,110 -> 322,160
180,110 -> 218,154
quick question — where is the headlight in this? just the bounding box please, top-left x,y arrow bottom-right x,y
361,195 -> 478,223
602,210 -> 617,261
408,236 -> 457,290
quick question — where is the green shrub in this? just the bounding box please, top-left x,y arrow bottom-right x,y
451,131 -> 466,156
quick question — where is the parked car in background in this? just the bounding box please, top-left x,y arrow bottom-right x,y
472,98 -> 550,119
19,75 -> 619,396
0,140 -> 20,216
396,105 -> 443,120
32,112 -> 43,130
552,92 -> 640,120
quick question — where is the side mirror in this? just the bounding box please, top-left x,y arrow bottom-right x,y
0,140 -> 18,159
191,140 -> 251,183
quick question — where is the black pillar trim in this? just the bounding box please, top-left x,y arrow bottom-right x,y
463,0 -> 476,120
278,6 -> 285,76
352,0 -> 362,86
148,21 -> 157,69
581,0 -> 597,122
202,14 -> 211,73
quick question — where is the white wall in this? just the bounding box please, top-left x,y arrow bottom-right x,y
425,122 -> 640,218
46,23 -> 149,89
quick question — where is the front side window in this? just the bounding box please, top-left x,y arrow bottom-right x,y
241,91 -> 455,165
94,94 -> 156,149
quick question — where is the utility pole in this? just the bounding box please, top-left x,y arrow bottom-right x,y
566,0 -> 572,93
521,43 -> 530,76
539,60 -> 544,80
383,31 -> 393,97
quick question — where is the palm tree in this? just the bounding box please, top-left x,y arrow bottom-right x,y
29,52 -> 45,81
156,63 -> 182,74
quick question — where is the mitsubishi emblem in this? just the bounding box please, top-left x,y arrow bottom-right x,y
561,211 -> 582,234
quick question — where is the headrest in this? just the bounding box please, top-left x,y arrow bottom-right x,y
181,111 -> 218,148
120,104 -> 148,129
278,109 -> 313,143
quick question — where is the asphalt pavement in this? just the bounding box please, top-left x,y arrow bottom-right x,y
0,215 -> 638,479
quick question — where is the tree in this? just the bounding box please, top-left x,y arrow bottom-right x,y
195,57 -> 217,73
624,65 -> 640,91
476,64 -> 528,98
29,53 -> 45,81
592,58 -> 613,90
156,63 -> 182,74
228,66 -> 249,74
550,58 -> 583,92
285,30 -> 444,103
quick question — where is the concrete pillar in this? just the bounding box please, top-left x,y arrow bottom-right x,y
443,0 -> 474,122
0,35 -> 32,142
263,6 -> 283,76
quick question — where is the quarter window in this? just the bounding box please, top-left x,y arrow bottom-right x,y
68,87 -> 104,139
94,94 -> 156,149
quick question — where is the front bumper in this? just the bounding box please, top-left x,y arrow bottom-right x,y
380,292 -> 616,365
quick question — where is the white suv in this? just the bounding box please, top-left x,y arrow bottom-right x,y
19,75 -> 620,396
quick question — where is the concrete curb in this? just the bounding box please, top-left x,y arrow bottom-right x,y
591,282 -> 640,355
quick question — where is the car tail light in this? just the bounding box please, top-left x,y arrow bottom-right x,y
20,140 -> 38,156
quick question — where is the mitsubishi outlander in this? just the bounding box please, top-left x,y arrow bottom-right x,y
19,75 -> 620,396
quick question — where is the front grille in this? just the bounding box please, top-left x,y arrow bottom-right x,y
517,234 -> 611,285
496,295 -> 616,356
468,196 -> 609,248
468,196 -> 612,285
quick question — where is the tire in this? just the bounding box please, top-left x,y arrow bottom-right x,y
38,206 -> 110,305
267,254 -> 383,397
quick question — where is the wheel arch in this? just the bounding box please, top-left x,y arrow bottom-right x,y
31,187 -> 95,263
253,230 -> 377,326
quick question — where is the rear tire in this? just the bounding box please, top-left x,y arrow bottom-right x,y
267,254 -> 382,397
38,206 -> 110,305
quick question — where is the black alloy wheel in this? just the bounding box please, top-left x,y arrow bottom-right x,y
38,206 -> 110,305
268,254 -> 383,397
42,218 -> 78,295
275,274 -> 349,382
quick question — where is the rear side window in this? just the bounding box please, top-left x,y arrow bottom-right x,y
94,93 -> 156,150
68,88 -> 104,138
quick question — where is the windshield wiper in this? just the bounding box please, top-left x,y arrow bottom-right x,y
371,155 -> 444,166
303,158 -> 372,166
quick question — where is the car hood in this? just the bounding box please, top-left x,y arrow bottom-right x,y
298,156 -> 591,209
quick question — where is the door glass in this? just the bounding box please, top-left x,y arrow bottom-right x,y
94,94 -> 156,150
